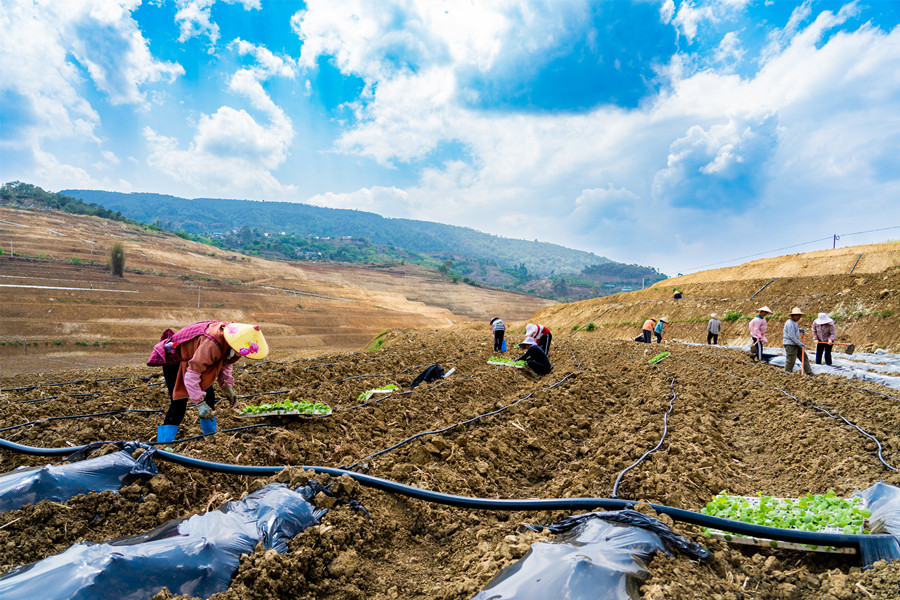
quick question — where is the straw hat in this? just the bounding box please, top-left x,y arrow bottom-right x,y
757,306 -> 773,314
660,316 -> 669,323
518,336 -> 537,348
710,313 -> 719,319
814,312 -> 834,325
223,323 -> 269,359
789,307 -> 804,316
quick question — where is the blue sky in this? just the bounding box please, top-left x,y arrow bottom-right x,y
2,0 -> 899,275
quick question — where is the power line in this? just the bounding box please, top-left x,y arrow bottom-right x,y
681,225 -> 900,274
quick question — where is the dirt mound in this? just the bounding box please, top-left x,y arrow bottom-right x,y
3,330 -> 900,598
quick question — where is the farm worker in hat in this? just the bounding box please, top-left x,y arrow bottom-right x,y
490,317 -> 507,352
525,323 -> 552,355
635,318 -> 655,343
147,321 -> 268,442
653,317 -> 667,344
748,306 -> 771,361
783,307 -> 813,375
515,336 -> 552,376
707,313 -> 722,345
813,312 -> 837,366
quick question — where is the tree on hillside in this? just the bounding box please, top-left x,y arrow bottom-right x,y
109,241 -> 126,277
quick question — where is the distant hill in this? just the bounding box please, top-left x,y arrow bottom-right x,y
61,189 -> 617,277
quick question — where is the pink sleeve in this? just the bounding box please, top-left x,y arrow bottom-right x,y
218,364 -> 234,387
184,369 -> 206,405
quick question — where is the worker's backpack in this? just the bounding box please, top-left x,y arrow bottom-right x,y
410,363 -> 445,389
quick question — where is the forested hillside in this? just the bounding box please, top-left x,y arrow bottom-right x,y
3,182 -> 667,300
61,189 -> 615,276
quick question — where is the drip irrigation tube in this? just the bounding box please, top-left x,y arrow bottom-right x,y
342,373 -> 575,470
611,376 -> 676,498
1,433 -> 888,558
673,354 -> 897,472
751,278 -> 778,298
850,253 -> 864,274
0,409 -> 162,434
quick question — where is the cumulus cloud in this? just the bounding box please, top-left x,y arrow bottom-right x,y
652,112 -> 780,211
144,40 -> 296,198
174,0 -> 261,47
0,0 -> 181,185
307,186 -> 412,217
570,185 -> 642,235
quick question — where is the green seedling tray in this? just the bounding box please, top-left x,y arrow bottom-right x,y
702,493 -> 869,554
487,359 -> 524,368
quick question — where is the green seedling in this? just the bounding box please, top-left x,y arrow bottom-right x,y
356,384 -> 399,402
240,400 -> 331,416
648,352 -> 670,364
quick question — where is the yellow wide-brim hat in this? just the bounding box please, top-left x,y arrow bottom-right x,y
224,323 -> 269,359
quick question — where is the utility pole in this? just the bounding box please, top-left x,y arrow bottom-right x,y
298,286 -> 302,308
197,286 -> 201,309
833,234 -> 839,249
90,234 -> 94,256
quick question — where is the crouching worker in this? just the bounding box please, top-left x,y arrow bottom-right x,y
147,321 -> 268,442
635,318 -> 655,343
515,336 -> 552,376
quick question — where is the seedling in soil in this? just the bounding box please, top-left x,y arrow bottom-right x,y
357,384 -> 399,402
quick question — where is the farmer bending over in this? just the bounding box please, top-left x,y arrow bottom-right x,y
515,336 -> 552,376
525,323 -> 552,355
147,321 -> 268,442
635,318 -> 655,343
490,317 -> 506,352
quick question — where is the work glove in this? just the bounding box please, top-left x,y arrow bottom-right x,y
222,385 -> 238,403
197,400 -> 214,420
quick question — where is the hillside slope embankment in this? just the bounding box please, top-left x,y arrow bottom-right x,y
531,242 -> 900,353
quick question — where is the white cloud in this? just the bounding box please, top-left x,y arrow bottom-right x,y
143,40 -> 296,198
308,186 -> 412,217
0,0 -> 181,186
174,0 -> 261,47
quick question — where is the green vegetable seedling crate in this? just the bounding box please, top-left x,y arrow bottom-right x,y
701,491 -> 871,554
239,400 -> 332,419
487,357 -> 525,368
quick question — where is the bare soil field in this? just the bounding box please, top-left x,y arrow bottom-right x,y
2,330 -> 900,599
3,209 -> 900,599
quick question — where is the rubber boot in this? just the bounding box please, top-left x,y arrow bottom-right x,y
156,425 -> 178,443
199,416 -> 217,435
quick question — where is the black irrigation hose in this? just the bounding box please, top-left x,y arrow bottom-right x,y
0,409 -> 162,434
0,436 -> 877,557
850,253 -> 864,274
611,376 -> 676,499
341,373 -> 576,470
673,354 -> 897,472
750,278 -> 778,298
18,392 -> 100,404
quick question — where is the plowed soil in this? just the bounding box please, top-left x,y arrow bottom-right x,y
3,329 -> 900,599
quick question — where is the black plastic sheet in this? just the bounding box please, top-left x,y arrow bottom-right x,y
0,482 -> 327,600
0,442 -> 158,513
472,510 -> 709,600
